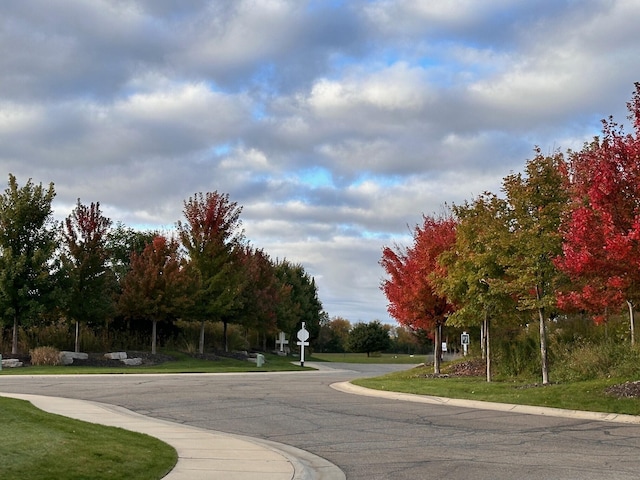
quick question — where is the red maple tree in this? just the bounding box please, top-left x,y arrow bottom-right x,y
557,83 -> 640,339
119,235 -> 193,354
380,215 -> 456,373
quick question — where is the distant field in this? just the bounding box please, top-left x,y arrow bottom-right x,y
310,352 -> 427,364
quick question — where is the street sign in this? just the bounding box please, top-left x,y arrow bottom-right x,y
461,331 -> 470,356
297,322 -> 310,366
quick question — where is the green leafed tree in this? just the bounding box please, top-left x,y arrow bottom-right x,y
118,235 -> 193,354
274,259 -> 324,345
60,200 -> 117,352
317,316 -> 351,353
0,174 -> 57,354
436,194 -> 517,381
236,246 -> 284,350
177,191 -> 245,353
498,150 -> 569,384
347,320 -> 391,357
105,222 -> 158,282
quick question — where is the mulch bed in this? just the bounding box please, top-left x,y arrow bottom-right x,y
71,351 -> 175,367
413,358 -> 486,379
73,350 -> 253,366
605,381 -> 640,399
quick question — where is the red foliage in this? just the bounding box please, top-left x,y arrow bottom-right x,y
557,83 -> 640,319
380,215 -> 456,333
178,191 -> 243,256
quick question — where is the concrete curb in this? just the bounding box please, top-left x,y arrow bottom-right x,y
0,392 -> 345,480
330,381 -> 640,425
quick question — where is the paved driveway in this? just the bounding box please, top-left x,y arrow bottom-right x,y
2,363 -> 640,479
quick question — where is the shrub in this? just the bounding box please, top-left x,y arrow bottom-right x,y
494,329 -> 540,378
552,340 -> 640,382
30,346 -> 62,366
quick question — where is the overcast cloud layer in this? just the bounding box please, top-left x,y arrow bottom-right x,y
1,1 -> 639,324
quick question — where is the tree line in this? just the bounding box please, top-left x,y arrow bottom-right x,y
316,316 -> 430,357
381,83 -> 640,383
0,186 -> 323,355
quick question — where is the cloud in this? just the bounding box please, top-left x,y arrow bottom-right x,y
1,0 -> 639,324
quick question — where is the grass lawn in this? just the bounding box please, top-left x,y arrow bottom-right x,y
352,364 -> 640,416
0,351 -> 310,375
0,396 -> 177,480
310,352 -> 427,364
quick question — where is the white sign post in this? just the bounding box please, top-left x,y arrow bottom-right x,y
297,322 -> 310,367
461,331 -> 470,356
276,331 -> 289,353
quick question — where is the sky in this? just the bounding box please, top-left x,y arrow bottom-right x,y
1,0 -> 639,325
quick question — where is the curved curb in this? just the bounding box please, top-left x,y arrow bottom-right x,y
256,438 -> 346,480
330,381 -> 640,425
0,392 -> 345,480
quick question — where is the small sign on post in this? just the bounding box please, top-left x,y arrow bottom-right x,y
461,331 -> 470,356
276,331 -> 289,353
297,322 -> 310,367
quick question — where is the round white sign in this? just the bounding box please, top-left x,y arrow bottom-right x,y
297,327 -> 309,342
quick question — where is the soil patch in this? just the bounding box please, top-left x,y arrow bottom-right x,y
70,351 -> 174,367
605,380 -> 640,399
414,358 -> 486,378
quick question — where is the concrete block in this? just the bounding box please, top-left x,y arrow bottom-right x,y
121,357 -> 142,366
59,351 -> 88,365
104,352 -> 127,360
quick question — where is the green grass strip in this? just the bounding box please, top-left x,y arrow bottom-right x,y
353,366 -> 640,416
0,397 -> 177,480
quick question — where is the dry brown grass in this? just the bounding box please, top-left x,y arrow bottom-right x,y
30,346 -> 61,366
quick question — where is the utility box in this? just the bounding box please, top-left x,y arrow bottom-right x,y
256,353 -> 265,367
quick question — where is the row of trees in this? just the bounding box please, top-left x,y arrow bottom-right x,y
316,316 -> 430,356
381,83 -> 640,383
0,184 -> 324,355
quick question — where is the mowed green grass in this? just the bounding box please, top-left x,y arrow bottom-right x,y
310,352 -> 426,364
0,397 -> 177,480
0,351 -> 310,375
352,364 -> 640,416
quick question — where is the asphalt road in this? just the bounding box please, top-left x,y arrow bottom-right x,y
2,363 -> 640,480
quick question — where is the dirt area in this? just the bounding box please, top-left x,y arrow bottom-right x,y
2,349 -> 255,368
605,381 -> 640,399
413,358 -> 486,378
71,351 -> 175,367
446,358 -> 486,376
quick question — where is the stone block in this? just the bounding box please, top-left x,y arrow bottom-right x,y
104,352 -> 127,360
59,351 -> 88,365
121,357 -> 142,366
1,358 -> 23,368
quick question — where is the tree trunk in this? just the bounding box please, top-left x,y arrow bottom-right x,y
11,315 -> 19,355
75,321 -> 80,353
536,285 -> 550,385
223,320 -> 228,353
538,306 -> 549,385
627,300 -> 635,346
152,319 -> 157,355
485,314 -> 491,383
199,320 -> 206,354
480,320 -> 486,360
433,324 -> 442,375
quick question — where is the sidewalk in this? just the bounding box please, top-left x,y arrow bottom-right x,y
5,370 -> 638,480
0,392 -> 345,480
